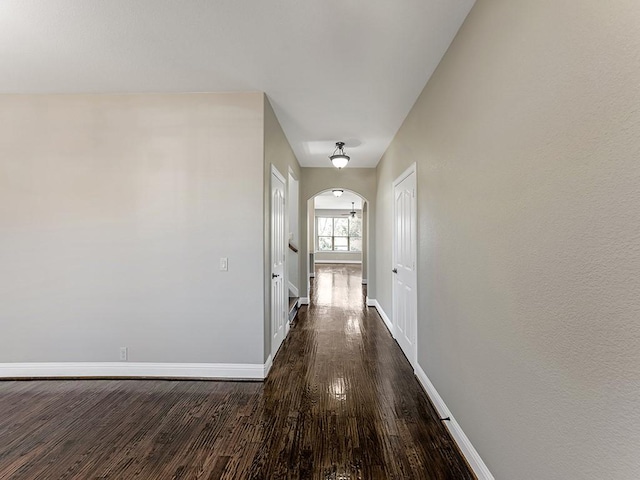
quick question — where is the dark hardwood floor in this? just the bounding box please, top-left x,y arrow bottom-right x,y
0,264 -> 474,479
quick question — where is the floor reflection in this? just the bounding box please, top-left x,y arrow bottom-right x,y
313,264 -> 362,307
345,316 -> 361,338
255,263 -> 475,479
330,376 -> 347,401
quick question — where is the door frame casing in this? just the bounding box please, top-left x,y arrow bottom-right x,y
287,166 -> 299,308
270,164 -> 288,359
392,162 -> 418,369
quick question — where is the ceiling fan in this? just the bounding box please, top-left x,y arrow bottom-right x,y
342,202 -> 360,219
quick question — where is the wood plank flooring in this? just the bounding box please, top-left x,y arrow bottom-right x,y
0,264 -> 474,479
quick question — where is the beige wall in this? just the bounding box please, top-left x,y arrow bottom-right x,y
375,1 -> 640,478
300,167 -> 377,298
263,95 -> 301,361
0,93 -> 266,364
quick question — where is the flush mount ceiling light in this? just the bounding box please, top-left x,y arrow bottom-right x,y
329,141 -> 350,169
332,189 -> 344,197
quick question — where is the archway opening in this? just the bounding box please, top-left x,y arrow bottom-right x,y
306,188 -> 369,304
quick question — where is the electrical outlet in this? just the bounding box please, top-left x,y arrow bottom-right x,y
119,347 -> 128,361
220,257 -> 228,271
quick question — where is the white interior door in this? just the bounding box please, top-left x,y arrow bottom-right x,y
271,166 -> 287,357
392,165 -> 417,367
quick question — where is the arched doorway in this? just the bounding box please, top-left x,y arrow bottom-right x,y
306,188 -> 370,301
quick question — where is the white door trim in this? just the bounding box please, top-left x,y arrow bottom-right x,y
271,164 -> 286,185
392,163 -> 418,368
271,164 -> 288,359
393,163 -> 417,189
287,165 -> 298,181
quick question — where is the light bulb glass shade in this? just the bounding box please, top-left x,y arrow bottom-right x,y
330,154 -> 349,169
332,189 -> 344,197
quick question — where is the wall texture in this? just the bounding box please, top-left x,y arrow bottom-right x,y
300,167 -> 377,298
263,95 -> 301,361
0,93 -> 266,365
375,0 -> 640,478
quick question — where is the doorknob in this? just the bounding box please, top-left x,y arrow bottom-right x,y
392,268 -> 398,274
272,273 -> 279,278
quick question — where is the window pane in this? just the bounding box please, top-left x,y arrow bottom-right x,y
349,217 -> 362,237
350,237 -> 362,252
334,218 -> 349,236
334,237 -> 348,251
317,217 -> 333,236
318,237 -> 333,251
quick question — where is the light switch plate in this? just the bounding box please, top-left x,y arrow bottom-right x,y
220,257 -> 228,271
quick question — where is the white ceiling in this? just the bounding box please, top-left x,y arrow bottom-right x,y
314,191 -> 362,210
0,0 -> 475,167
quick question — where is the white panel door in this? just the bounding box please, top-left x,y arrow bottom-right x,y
271,166 -> 287,358
393,166 -> 417,367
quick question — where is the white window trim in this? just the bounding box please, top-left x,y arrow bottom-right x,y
316,216 -> 362,253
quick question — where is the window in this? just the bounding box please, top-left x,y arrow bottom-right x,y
317,216 -> 362,252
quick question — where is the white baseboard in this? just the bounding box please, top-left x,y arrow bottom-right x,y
314,260 -> 362,264
414,364 -> 494,480
288,282 -> 299,297
366,298 -> 394,335
299,297 -> 309,305
0,361 -> 272,380
367,296 -> 492,478
263,355 -> 273,378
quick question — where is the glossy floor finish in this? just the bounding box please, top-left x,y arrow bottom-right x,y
0,264 -> 474,479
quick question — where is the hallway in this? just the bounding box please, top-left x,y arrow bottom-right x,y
0,264 -> 473,479
258,263 -> 474,479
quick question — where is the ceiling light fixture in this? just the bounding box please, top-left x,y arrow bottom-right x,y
332,189 -> 344,197
329,141 -> 350,169
341,202 -> 358,218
